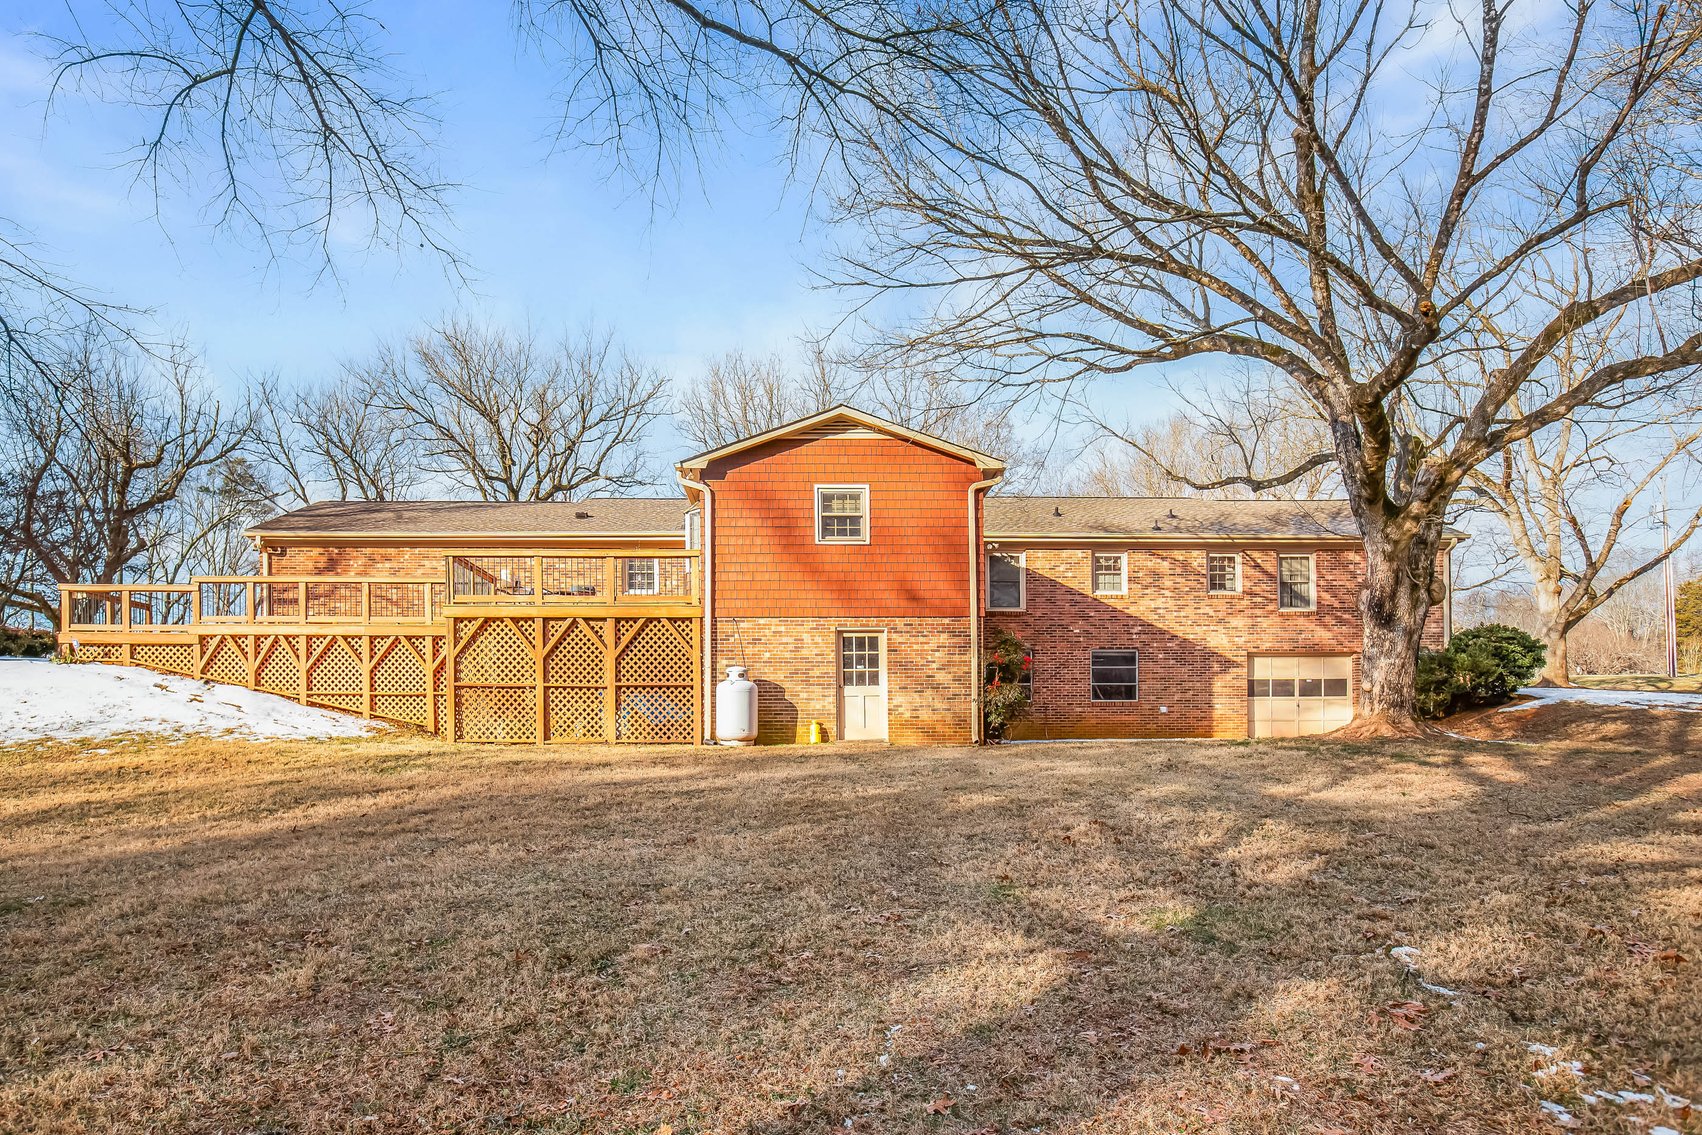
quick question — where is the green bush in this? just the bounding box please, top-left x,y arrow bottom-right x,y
0,626 -> 55,658
982,627 -> 1033,741
1414,623 -> 1546,718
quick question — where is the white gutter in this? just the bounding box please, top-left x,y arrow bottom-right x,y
966,471 -> 1004,744
678,471 -> 715,744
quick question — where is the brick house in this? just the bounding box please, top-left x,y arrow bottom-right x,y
225,406 -> 1454,744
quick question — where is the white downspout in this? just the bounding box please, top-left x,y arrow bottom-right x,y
678,471 -> 715,744
967,471 -> 1004,744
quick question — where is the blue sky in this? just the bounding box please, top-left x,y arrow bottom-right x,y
0,3 -> 876,426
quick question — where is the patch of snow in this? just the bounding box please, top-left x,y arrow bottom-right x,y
1536,1062 -> 1585,1079
1527,1043 -> 1560,1057
1500,686 -> 1702,713
1652,1127 -> 1680,1135
0,658 -> 380,743
1539,1100 -> 1578,1125
1389,944 -> 1464,998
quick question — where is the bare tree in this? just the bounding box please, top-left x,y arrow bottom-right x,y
249,369 -> 430,507
560,0 -> 1702,732
0,331 -> 248,623
675,348 -> 847,450
376,319 -> 667,501
1077,372 -> 1339,498
1458,367 -> 1702,684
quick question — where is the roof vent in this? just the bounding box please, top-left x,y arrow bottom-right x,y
574,510 -> 592,520
1168,509 -> 1178,519
1152,520 -> 1162,530
1053,505 -> 1063,517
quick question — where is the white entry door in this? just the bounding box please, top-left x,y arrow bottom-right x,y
839,632 -> 888,741
1249,655 -> 1354,738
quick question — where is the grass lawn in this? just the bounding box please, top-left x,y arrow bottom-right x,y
1571,673 -> 1702,694
1,731 -> 1697,1134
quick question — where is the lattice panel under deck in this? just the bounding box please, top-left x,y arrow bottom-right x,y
373,693 -> 428,726
132,642 -> 195,675
545,687 -> 604,741
255,639 -> 301,695
374,639 -> 428,694
308,638 -> 364,699
615,688 -> 695,743
201,637 -> 249,685
615,618 -> 691,685
70,643 -> 123,664
456,686 -> 537,743
544,619 -> 605,686
455,618 -> 534,687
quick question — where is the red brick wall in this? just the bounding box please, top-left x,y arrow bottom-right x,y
704,435 -> 982,618
712,617 -> 972,745
261,545 -> 449,577
987,544 -> 1449,740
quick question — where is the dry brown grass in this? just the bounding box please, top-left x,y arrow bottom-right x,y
1,728 -> 1698,1135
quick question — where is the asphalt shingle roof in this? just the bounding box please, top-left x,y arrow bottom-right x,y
984,496 -> 1362,539
247,499 -> 692,538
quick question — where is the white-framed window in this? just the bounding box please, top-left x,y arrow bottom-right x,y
1091,552 -> 1126,596
1207,552 -> 1241,594
987,552 -> 1026,610
624,557 -> 659,595
1277,554 -> 1316,610
1090,649 -> 1139,701
684,508 -> 702,550
816,485 -> 869,544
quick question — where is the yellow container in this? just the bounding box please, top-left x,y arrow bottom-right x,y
808,720 -> 825,744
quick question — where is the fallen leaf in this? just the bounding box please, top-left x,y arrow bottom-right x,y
1656,948 -> 1688,966
1383,1001 -> 1429,1031
1420,1068 -> 1457,1084
925,1096 -> 955,1115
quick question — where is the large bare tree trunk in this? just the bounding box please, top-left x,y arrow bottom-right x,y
1530,586 -> 1574,686
1340,508 -> 1445,738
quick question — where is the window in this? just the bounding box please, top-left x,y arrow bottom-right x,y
1091,650 -> 1139,701
1278,554 -> 1315,610
987,552 -> 1025,610
1092,552 -> 1126,595
684,508 -> 702,550
840,633 -> 883,687
816,486 -> 869,543
1207,553 -> 1241,594
625,558 -> 659,595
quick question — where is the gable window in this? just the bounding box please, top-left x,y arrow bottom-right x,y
1091,650 -> 1139,701
624,557 -> 659,595
1092,552 -> 1126,595
816,486 -> 869,543
1207,553 -> 1241,594
1278,554 -> 1315,610
987,552 -> 1025,610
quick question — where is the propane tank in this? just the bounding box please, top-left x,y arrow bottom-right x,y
715,665 -> 758,745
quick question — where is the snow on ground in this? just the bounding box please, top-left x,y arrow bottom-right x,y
1499,686 -> 1702,713
0,658 -> 381,743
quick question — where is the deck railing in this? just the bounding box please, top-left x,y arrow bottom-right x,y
58,552 -> 702,636
445,551 -> 699,609
60,576 -> 448,633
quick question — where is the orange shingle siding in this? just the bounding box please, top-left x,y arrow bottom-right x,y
704,435 -> 982,619
988,545 -> 1448,740
712,617 -> 973,745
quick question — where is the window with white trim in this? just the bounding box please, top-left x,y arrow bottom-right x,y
987,552 -> 1025,610
816,486 -> 868,543
624,557 -> 659,595
1090,649 -> 1139,701
1207,552 -> 1241,594
1092,552 -> 1126,595
1277,554 -> 1315,610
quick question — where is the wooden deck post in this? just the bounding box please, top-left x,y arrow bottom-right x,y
604,617 -> 618,743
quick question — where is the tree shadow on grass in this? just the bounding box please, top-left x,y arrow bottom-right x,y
0,735 -> 1697,1134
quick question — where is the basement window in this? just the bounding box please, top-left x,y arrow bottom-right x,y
1090,650 -> 1140,701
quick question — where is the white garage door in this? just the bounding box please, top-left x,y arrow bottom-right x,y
1249,655 -> 1354,738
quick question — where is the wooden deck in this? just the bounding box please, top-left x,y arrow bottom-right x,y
57,553 -> 703,744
